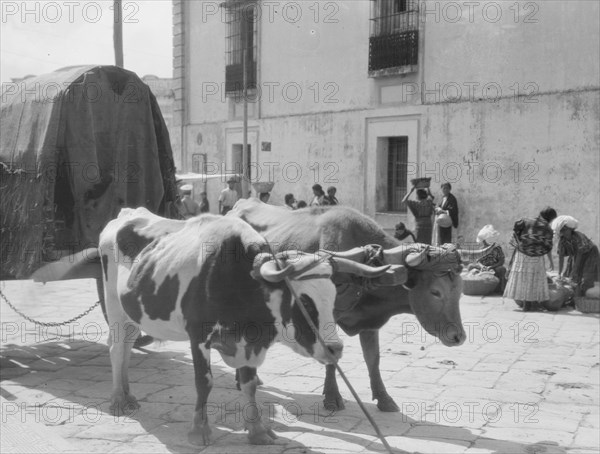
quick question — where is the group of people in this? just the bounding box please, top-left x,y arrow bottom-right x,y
396,180 -> 599,307
178,179 -> 341,217
178,184 -> 209,219
505,207 -> 599,310
398,182 -> 459,246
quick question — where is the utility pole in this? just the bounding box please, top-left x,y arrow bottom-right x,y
114,0 -> 124,67
242,45 -> 249,199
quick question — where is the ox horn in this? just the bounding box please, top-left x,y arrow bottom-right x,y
332,257 -> 392,278
319,247 -> 366,262
405,248 -> 428,267
457,243 -> 496,262
259,260 -> 296,282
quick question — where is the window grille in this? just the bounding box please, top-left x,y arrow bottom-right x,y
387,137 -> 408,212
224,0 -> 257,94
369,0 -> 419,73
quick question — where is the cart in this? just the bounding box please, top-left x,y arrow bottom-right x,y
1,65 -> 181,324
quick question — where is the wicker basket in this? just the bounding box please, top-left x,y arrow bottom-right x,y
462,273 -> 499,296
575,297 -> 600,314
410,177 -> 431,189
252,181 -> 275,193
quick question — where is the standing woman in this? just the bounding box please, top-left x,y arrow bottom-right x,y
553,215 -> 600,297
436,183 -> 459,245
402,187 -> 435,244
504,215 -> 553,311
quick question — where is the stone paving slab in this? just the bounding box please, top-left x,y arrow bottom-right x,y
1,279 -> 599,454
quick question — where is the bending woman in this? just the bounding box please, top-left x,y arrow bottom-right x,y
553,215 -> 600,296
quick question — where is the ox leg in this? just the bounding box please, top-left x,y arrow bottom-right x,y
188,340 -> 213,445
108,315 -> 140,416
238,367 -> 277,445
359,330 -> 399,412
323,364 -> 345,411
235,368 -> 263,390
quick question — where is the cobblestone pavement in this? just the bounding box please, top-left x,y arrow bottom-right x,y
1,278 -> 598,454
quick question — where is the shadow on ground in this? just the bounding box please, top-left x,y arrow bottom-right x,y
1,340 -> 568,454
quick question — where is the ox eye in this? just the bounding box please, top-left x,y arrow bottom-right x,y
431,290 -> 442,298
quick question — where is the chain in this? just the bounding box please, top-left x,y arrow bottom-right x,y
0,287 -> 101,327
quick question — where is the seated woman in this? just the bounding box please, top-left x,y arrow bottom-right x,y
553,215 -> 599,297
468,225 -> 506,293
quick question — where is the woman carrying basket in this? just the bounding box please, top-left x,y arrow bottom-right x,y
402,179 -> 435,245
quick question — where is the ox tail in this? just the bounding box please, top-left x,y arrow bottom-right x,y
31,248 -> 102,283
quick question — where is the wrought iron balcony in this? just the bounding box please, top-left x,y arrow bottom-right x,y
369,30 -> 418,74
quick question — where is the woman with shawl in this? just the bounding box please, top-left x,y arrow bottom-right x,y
504,214 -> 553,311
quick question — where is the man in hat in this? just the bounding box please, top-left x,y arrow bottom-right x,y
179,184 -> 201,219
219,178 -> 239,215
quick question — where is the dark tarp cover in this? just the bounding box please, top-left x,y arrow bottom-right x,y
1,65 -> 179,278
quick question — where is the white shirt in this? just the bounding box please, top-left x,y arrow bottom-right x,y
219,188 -> 238,207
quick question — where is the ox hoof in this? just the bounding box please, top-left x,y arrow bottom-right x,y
187,425 -> 212,446
247,425 -> 277,445
109,393 -> 140,416
376,395 -> 399,412
323,393 -> 345,411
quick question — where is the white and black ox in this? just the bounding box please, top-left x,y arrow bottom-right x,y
73,208 -> 395,445
228,199 -> 492,412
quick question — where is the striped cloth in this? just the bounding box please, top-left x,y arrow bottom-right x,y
504,250 -> 549,302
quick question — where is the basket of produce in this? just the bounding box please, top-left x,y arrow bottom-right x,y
252,181 -> 275,193
410,177 -> 431,189
542,276 -> 575,311
462,269 -> 499,296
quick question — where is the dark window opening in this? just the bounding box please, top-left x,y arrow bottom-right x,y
225,1 -> 257,94
387,137 -> 408,212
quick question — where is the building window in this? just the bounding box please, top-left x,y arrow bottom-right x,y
192,153 -> 206,174
369,0 -> 419,76
387,137 -> 408,212
225,1 -> 257,94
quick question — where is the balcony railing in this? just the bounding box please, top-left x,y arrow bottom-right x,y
369,30 -> 418,73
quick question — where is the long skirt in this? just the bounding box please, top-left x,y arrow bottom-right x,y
504,250 -> 549,302
438,226 -> 452,245
414,218 -> 433,245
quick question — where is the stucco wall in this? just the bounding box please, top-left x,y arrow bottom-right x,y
421,90 -> 600,245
